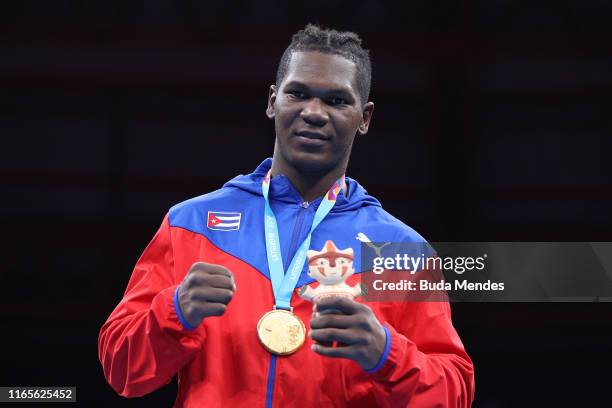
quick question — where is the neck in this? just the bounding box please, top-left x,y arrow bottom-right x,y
270,157 -> 348,203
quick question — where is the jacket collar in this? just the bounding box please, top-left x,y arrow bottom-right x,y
224,157 -> 380,211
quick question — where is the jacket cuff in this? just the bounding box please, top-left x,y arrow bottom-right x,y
150,285 -> 204,341
173,286 -> 197,330
366,323 -> 414,381
365,325 -> 392,374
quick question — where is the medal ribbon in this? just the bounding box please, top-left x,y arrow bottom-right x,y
262,170 -> 343,310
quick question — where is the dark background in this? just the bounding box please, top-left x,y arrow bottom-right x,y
1,1 -> 611,407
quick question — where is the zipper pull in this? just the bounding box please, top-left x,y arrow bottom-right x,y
301,201 -> 309,208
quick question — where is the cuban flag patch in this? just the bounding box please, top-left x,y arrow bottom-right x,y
207,211 -> 242,231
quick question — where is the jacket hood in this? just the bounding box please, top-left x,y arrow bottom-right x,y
223,158 -> 381,212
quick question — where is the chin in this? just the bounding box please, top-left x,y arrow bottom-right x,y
286,150 -> 337,175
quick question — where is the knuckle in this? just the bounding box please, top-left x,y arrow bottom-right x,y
184,290 -> 195,303
182,273 -> 196,287
355,315 -> 369,329
190,261 -> 209,271
359,303 -> 373,314
314,329 -> 328,342
180,286 -> 196,302
314,315 -> 328,327
322,329 -> 333,340
333,329 -> 345,342
185,271 -> 207,286
212,304 -> 227,316
186,304 -> 201,322
321,347 -> 333,356
220,290 -> 233,304
183,304 -> 194,317
213,264 -> 231,275
202,291 -> 214,303
200,274 -> 212,286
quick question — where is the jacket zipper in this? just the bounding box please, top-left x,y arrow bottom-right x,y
265,355 -> 277,408
265,201 -> 309,408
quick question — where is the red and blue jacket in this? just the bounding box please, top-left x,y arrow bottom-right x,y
98,158 -> 475,407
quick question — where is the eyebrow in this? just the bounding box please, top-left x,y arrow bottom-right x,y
283,80 -> 355,99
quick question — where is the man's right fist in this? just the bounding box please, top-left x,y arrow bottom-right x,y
177,262 -> 236,328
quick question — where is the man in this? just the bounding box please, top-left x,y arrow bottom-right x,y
99,24 -> 475,407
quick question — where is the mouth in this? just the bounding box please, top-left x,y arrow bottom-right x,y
294,130 -> 331,147
295,130 -> 330,140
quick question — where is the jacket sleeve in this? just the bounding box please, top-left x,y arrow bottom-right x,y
366,301 -> 475,407
98,214 -> 205,397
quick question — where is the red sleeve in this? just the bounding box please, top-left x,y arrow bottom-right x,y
98,214 -> 205,397
367,301 -> 475,407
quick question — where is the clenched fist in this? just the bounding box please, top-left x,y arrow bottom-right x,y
310,296 -> 386,371
177,262 -> 236,328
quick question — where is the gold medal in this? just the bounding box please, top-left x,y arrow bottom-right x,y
257,309 -> 306,355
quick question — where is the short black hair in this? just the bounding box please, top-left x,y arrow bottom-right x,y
275,24 -> 372,104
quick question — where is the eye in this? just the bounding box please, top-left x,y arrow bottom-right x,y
318,259 -> 325,265
287,90 -> 306,99
329,96 -> 347,106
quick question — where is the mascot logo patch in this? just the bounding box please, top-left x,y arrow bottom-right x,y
299,240 -> 363,303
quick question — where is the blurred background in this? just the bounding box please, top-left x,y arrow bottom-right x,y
1,1 -> 611,406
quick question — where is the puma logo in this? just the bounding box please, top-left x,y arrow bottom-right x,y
356,232 -> 391,257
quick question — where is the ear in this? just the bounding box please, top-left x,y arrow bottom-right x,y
357,101 -> 375,135
266,85 -> 278,119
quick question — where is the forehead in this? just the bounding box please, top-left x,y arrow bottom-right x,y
283,51 -> 358,94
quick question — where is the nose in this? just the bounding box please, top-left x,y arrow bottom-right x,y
300,98 -> 329,127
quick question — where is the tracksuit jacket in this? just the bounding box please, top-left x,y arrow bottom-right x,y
98,158 -> 475,407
